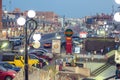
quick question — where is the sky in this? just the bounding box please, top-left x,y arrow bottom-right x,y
2,0 -> 119,18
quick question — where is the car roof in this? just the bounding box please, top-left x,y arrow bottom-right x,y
34,48 -> 48,51
29,49 -> 47,53
0,61 -> 8,63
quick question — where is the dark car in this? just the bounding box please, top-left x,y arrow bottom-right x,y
29,49 -> 53,61
0,61 -> 21,72
13,40 -> 22,46
0,65 -> 16,80
9,38 -> 22,46
38,57 -> 49,68
43,42 -> 52,48
29,54 -> 49,68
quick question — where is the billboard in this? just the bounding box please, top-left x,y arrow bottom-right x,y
79,32 -> 87,38
52,39 -> 61,54
115,51 -> 120,64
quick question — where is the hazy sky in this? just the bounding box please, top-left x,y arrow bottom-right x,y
2,0 -> 119,18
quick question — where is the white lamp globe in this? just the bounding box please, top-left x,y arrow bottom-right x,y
114,12 -> 120,22
33,34 -> 41,41
32,41 -> 40,48
17,17 -> 26,26
27,10 -> 36,18
115,0 -> 120,4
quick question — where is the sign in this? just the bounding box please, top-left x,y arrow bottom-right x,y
32,41 -> 40,49
64,29 -> 73,37
66,37 -> 72,41
79,32 -> 87,38
74,46 -> 80,53
66,37 -> 72,54
52,39 -> 61,53
115,51 -> 120,64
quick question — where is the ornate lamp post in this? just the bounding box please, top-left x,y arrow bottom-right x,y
114,0 -> 120,22
115,0 -> 120,5
17,10 -> 38,80
114,0 -> 120,44
114,1 -> 120,79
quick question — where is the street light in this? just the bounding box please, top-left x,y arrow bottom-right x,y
17,10 -> 39,80
114,0 -> 120,22
115,0 -> 120,4
114,0 -> 120,40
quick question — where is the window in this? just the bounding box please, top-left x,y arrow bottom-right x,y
15,56 -> 21,60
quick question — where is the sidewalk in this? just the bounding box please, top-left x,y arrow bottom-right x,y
60,52 -> 105,59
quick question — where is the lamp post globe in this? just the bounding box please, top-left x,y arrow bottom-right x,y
32,34 -> 41,48
17,17 -> 26,26
114,12 -> 120,22
115,0 -> 120,4
33,34 -> 41,41
27,10 -> 36,18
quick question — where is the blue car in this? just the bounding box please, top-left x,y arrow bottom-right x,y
0,61 -> 21,72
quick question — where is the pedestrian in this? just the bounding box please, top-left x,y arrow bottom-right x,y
101,49 -> 103,54
115,64 -> 120,79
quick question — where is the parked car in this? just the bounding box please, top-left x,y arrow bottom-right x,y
29,49 -> 53,61
43,42 -> 52,48
0,65 -> 16,80
39,57 -> 49,67
37,48 -> 50,52
1,53 -> 39,68
0,61 -> 21,72
9,38 -> 22,46
72,36 -> 83,45
19,35 -> 25,40
29,54 -> 49,68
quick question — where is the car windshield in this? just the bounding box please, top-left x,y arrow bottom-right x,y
30,50 -> 46,54
29,54 -> 39,59
38,48 -> 47,51
39,49 -> 48,52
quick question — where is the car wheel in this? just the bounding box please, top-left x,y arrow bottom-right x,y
5,76 -> 12,80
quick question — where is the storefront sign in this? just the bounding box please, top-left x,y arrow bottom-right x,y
74,46 -> 80,53
79,32 -> 87,38
52,39 -> 61,54
66,37 -> 72,54
64,29 -> 73,37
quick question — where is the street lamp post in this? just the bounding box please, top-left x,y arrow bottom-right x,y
114,0 -> 120,22
17,10 -> 38,80
114,1 -> 120,79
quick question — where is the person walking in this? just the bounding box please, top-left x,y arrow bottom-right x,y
115,64 -> 120,79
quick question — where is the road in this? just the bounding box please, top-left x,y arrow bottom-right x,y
39,31 -> 64,48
